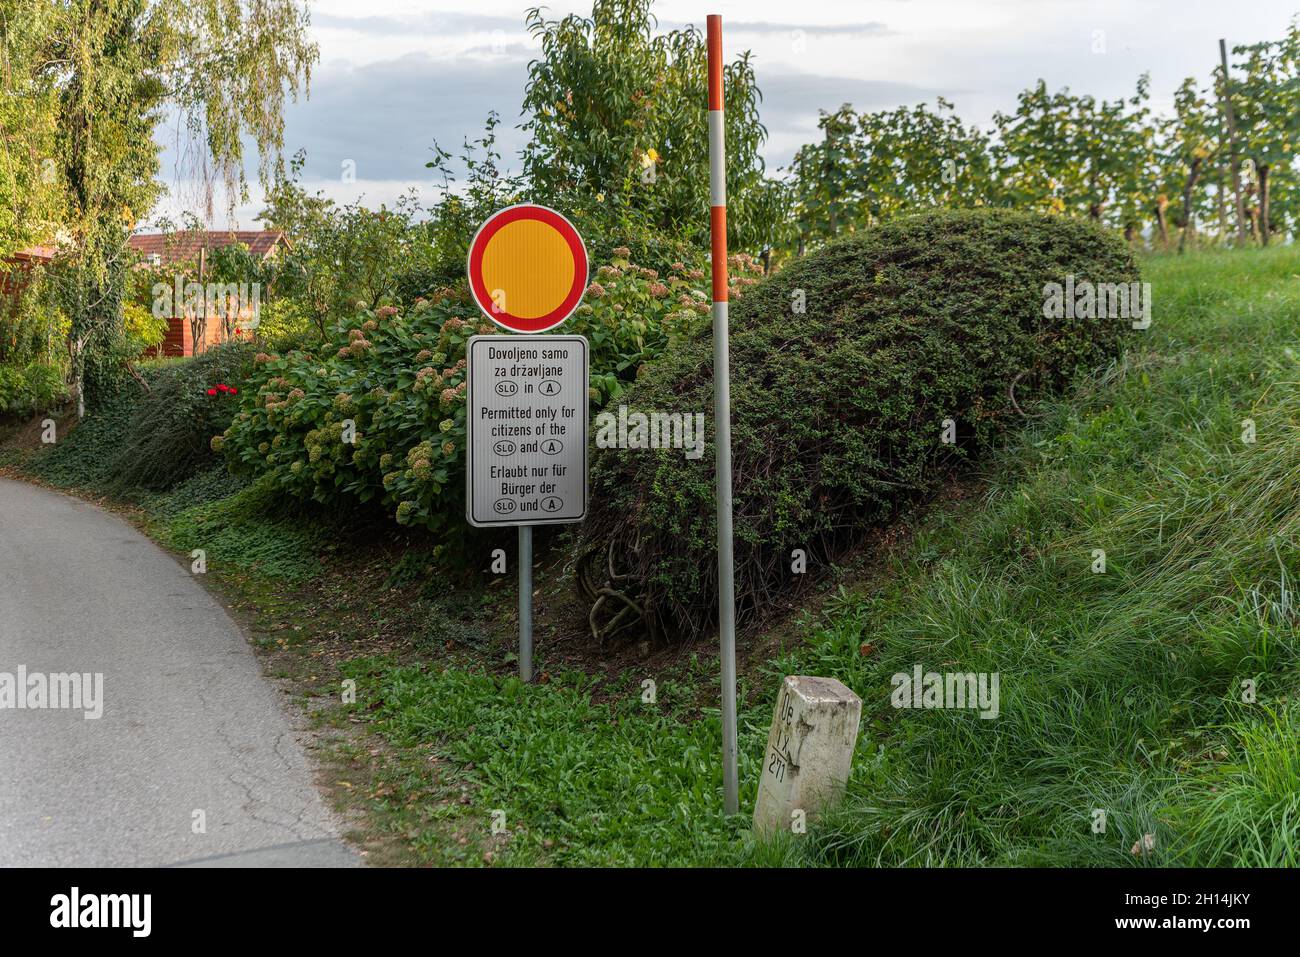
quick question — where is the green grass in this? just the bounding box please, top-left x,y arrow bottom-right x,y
338,656 -> 781,865
333,245 -> 1298,866
1164,705 -> 1300,867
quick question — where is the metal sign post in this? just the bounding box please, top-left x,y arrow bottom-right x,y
465,335 -> 589,680
518,525 -> 533,681
466,205 -> 590,683
464,332 -> 589,682
707,13 -> 740,816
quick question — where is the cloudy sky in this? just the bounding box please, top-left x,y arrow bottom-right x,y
150,0 -> 1298,228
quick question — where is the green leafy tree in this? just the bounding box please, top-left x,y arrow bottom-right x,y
857,99 -> 998,218
520,0 -> 785,251
1157,77 -> 1219,252
0,1 -> 62,258
256,150 -> 335,243
991,82 -> 1079,217
785,105 -> 858,251
24,0 -> 317,413
1231,21 -> 1300,244
44,0 -> 165,412
993,78 -> 1157,238
423,111 -> 525,283
262,133 -> 516,341
0,3 -> 64,376
785,99 -> 997,253
1110,80 -> 1162,242
260,171 -> 438,341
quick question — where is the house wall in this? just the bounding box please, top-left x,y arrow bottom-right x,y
150,313 -> 252,358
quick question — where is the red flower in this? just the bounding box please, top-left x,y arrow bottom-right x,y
229,387 -> 238,395
206,388 -> 217,396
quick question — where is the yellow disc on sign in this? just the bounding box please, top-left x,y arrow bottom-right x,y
479,219 -> 576,320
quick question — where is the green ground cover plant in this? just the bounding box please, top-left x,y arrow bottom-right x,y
30,343 -> 253,492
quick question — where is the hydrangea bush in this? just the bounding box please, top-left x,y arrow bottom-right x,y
216,249 -> 762,536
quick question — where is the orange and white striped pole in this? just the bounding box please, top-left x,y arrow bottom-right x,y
707,12 -> 739,816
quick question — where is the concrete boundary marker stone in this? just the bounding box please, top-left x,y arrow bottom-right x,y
753,675 -> 862,839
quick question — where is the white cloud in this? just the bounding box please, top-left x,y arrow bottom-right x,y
161,0 -> 1299,227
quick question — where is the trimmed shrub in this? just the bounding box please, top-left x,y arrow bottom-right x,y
576,208 -> 1141,641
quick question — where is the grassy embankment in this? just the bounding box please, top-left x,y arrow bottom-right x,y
4,245 -> 1296,866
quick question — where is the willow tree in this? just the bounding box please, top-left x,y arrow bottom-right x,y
0,2 -> 62,258
31,0 -> 317,413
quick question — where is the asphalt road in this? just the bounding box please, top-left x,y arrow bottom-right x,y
0,478 -> 358,867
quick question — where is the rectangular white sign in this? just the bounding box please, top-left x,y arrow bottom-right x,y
465,334 -> 589,527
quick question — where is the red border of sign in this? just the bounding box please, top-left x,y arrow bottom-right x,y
466,204 -> 588,333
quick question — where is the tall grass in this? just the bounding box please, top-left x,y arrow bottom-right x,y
778,246 -> 1300,866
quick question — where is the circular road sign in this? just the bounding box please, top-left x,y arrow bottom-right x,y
467,204 -> 588,333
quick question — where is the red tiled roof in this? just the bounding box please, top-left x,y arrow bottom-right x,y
128,230 -> 286,264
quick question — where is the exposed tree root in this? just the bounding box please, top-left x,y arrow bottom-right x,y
579,539 -> 653,646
